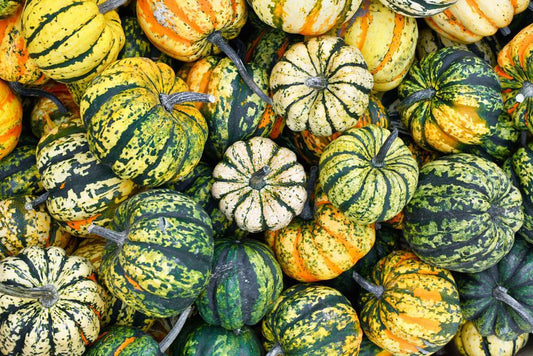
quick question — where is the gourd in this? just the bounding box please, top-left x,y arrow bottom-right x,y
0,144 -> 43,198
378,0 -> 457,17
0,0 -> 22,18
0,79 -> 22,160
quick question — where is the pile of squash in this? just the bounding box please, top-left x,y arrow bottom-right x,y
1,0 -> 533,355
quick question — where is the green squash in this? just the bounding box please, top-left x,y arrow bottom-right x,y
0,144 -> 42,199
85,325 -> 162,356
378,0 -> 456,17
0,0 -> 22,18
359,336 -> 392,356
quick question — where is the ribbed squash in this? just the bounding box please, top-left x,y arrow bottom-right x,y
0,79 -> 22,160
0,0 -> 22,18
118,15 -> 171,64
453,321 -> 529,356
398,47 -> 503,153
270,35 -> 373,137
0,144 -> 42,198
354,250 -> 462,355
495,23 -> 533,133
319,125 -> 419,225
85,326 -> 162,356
378,0 -> 457,17
0,246 -> 106,356
403,153 -> 523,273
212,137 -> 307,233
328,0 -> 418,92
21,0 -> 125,83
425,0 -> 530,44
456,237 -> 533,340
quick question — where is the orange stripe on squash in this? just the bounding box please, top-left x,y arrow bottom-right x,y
465,0 -> 498,30
66,213 -> 101,232
413,288 -> 442,302
398,314 -> 442,332
371,14 -> 405,75
292,227 -> 321,282
114,336 -> 137,355
137,0 -> 193,46
384,329 -> 418,353
124,273 -> 144,291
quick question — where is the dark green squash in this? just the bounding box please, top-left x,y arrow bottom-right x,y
0,144 -> 42,198
85,326 -> 162,356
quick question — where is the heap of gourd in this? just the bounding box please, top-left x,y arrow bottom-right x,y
0,0 -> 532,355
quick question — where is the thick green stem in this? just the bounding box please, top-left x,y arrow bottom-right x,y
266,343 -> 284,356
493,286 -> 533,328
159,91 -> 215,112
0,283 -> 59,308
207,31 -> 273,106
371,128 -> 399,168
398,87 -> 436,114
9,82 -> 68,114
305,76 -> 327,90
352,271 -> 385,299
249,166 -> 271,190
25,191 -> 50,210
516,81 -> 533,103
88,225 -> 127,248
159,306 -> 193,353
98,0 -> 128,13
299,166 -> 318,220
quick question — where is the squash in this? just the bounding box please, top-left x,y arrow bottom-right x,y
378,0 -> 457,17
0,144 -> 43,198
262,283 -> 363,355
270,35 -> 374,137
0,246 -> 106,356
81,57 -> 210,187
21,0 -> 125,83
196,238 -> 283,331
212,137 -> 307,233
403,153 -> 523,273
353,250 -> 463,355
398,47 -> 503,153
0,0 -> 22,18
0,79 -> 22,160
328,0 -> 418,92
456,237 -> 533,340
453,321 -> 529,356
85,325 -> 162,356
319,125 -> 419,225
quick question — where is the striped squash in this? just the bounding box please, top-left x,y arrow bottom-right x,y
85,326 -> 162,356
456,237 -> 533,340
212,137 -> 307,233
196,238 -> 283,331
403,153 -> 523,273
118,15 -> 171,64
319,125 -> 419,225
21,0 -> 125,83
495,23 -> 533,133
0,6 -> 46,84
398,47 -> 502,153
0,144 -> 43,198
425,0 -> 530,44
270,35 -> 373,137
265,183 -> 375,282
328,0 -> 418,92
81,57 -> 209,187
359,336 -> 393,356
0,0 -> 22,18
0,79 -> 22,160
98,189 -> 214,318
262,283 -> 363,355
453,321 -> 529,356
248,0 -> 362,35
0,246 -> 106,356
378,0 -> 457,17
355,250 -> 462,355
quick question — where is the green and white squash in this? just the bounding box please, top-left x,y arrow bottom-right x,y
378,0 -> 457,17
0,144 -> 42,199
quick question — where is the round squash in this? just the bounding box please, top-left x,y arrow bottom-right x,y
85,325 -> 162,356
0,79 -> 22,160
378,0 -> 457,17
0,144 -> 43,198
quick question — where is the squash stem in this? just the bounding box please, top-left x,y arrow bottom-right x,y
0,283 -> 59,308
98,0 -> 127,13
398,87 -> 436,114
266,343 -> 284,356
25,191 -> 50,210
159,91 -> 215,112
493,286 -> 533,327
8,82 -> 68,114
371,128 -> 398,168
499,26 -> 511,36
305,76 -> 327,90
516,81 -> 533,103
520,131 -> 528,148
159,305 -> 193,353
88,225 -> 127,247
249,166 -> 271,190
352,271 -> 385,299
207,31 -> 273,106
299,165 -> 318,220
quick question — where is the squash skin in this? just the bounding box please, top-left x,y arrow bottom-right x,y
0,79 -> 22,160
0,0 -> 22,18
85,325 -> 162,356
0,144 -> 43,198
378,0 -> 457,17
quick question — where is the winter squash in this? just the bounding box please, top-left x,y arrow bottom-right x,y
0,79 -> 22,160
456,237 -> 533,340
85,325 -> 162,356
403,153 -> 523,273
21,0 -> 125,83
212,137 -> 307,233
262,283 -> 363,355
270,35 -> 374,137
0,246 -> 106,356
319,125 -> 419,225
195,238 -> 283,331
353,250 -> 463,355
378,0 -> 457,17
92,189 -> 214,318
398,47 -> 503,153
0,144 -> 43,198
0,0 -> 22,18
328,0 -> 418,92
81,57 -> 211,187
359,336 -> 393,356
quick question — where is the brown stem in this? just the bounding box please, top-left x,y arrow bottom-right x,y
88,225 -> 127,248
371,128 -> 398,168
159,305 -> 193,353
249,166 -> 271,190
9,82 -> 68,114
352,271 -> 385,299
0,283 -> 59,308
159,91 -> 215,112
493,285 -> 533,328
98,0 -> 128,13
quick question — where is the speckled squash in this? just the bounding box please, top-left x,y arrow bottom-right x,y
403,153 -> 523,273
328,0 -> 418,92
270,35 -> 374,137
359,336 -> 393,356
118,15 -> 171,64
0,79 -> 22,160
0,0 -> 22,18
453,321 -> 529,356
21,0 -> 125,83
0,246 -> 106,356
212,137 -> 307,233
262,283 -> 363,355
85,325 -> 162,356
456,237 -> 533,340
196,238 -> 283,331
0,144 -> 43,198
319,125 -> 419,225
378,0 -> 457,17
356,250 -> 463,355
398,47 -> 503,153
425,0 -> 530,44
81,57 -> 209,186
98,189 -> 214,318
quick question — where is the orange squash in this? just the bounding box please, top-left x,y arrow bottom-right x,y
0,79 -> 22,160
